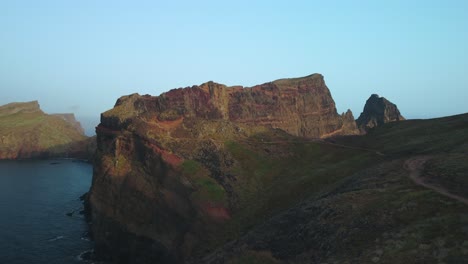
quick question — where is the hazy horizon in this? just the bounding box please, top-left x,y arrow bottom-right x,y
1,1 -> 467,135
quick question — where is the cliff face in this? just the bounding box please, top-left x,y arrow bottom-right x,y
89,74 -> 361,262
100,73 -> 359,138
91,107 -> 468,264
88,72 -> 468,264
0,101 -> 92,159
356,94 -> 405,133
226,74 -> 359,137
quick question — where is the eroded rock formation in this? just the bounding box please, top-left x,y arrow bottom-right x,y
356,94 -> 405,133
100,73 -> 359,138
88,73 -> 363,263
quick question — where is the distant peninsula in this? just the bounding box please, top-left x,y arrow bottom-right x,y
0,101 -> 94,160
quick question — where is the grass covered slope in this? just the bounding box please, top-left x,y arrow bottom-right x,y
182,132 -> 379,258
335,113 -> 468,156
201,113 -> 468,264
90,81 -> 468,263
90,105 -> 373,263
0,101 -> 92,159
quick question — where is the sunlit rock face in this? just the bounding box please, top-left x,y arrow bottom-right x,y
99,73 -> 359,138
88,73 -> 361,263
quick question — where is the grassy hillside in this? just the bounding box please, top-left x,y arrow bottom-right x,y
200,113 -> 468,263
90,104 -> 468,263
333,113 -> 468,156
0,102 -> 92,159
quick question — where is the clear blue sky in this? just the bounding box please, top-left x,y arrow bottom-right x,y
1,0 -> 467,135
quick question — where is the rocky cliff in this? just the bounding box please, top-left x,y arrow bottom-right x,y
89,74 -> 468,264
99,73 -> 359,138
356,94 -> 405,133
0,101 -> 93,159
88,73 -> 361,263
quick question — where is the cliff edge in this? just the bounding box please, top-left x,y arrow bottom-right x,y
89,73 -> 360,262
88,74 -> 468,264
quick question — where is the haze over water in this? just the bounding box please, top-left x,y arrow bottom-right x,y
0,160 -> 93,264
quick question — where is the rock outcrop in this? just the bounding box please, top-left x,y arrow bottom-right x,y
0,101 -> 93,159
356,94 -> 405,133
88,73 -> 362,263
88,73 -> 468,264
99,73 -> 359,138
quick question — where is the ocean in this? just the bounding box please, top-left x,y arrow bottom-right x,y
0,159 -> 93,263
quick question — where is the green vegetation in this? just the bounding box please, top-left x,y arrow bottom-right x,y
336,113 -> 468,156
192,177 -> 226,203
181,159 -> 202,175
115,154 -> 130,172
181,159 -> 227,204
198,113 -> 468,263
0,112 -> 46,127
95,108 -> 468,262
226,138 -> 375,227
190,134 -> 382,255
0,104 -> 88,158
101,93 -> 140,122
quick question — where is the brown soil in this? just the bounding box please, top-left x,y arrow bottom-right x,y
199,203 -> 231,222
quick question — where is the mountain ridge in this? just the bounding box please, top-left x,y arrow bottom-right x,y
87,74 -> 468,263
0,101 -> 93,160
100,73 -> 360,139
88,73 -> 396,263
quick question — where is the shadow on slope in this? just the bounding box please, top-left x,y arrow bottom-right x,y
200,113 -> 468,264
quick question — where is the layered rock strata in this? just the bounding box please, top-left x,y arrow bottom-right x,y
88,74 -> 361,263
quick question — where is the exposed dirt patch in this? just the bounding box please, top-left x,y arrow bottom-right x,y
199,202 -> 231,222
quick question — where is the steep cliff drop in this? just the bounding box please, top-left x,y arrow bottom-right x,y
88,73 -> 360,263
356,94 -> 405,133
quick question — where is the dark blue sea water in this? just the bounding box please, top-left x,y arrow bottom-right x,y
0,159 -> 93,264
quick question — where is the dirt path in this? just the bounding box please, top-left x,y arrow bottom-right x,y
404,156 -> 468,206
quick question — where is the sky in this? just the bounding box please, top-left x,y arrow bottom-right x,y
1,0 -> 467,135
